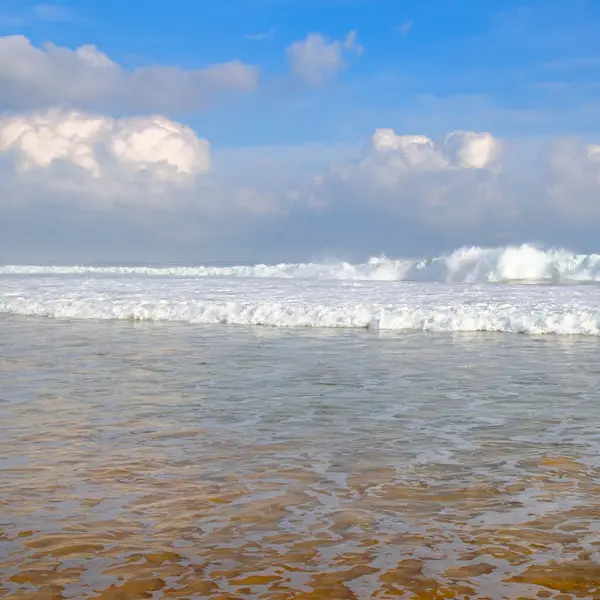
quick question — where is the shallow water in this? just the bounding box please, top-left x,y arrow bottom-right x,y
2,317 -> 600,599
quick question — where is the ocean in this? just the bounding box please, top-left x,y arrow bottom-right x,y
2,244 -> 600,599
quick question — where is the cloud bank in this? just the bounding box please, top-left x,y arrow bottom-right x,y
1,108 -> 600,262
0,35 -> 259,112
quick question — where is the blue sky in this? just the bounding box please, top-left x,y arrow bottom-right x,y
4,0 -> 600,145
1,1 -> 600,263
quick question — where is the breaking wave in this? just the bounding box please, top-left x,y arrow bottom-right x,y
2,290 -> 600,336
3,243 -> 600,336
2,298 -> 599,335
2,244 -> 600,284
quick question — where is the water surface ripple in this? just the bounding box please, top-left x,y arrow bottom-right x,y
1,317 -> 600,599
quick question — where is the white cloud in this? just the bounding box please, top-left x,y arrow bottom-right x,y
0,109 -> 210,208
310,129 -> 505,226
286,30 -> 363,86
326,128 -> 501,187
0,110 -> 297,217
444,131 -> 502,169
0,35 -> 260,112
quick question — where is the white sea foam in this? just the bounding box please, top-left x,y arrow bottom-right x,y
2,244 -> 600,284
1,274 -> 600,335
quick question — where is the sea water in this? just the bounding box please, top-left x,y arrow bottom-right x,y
2,245 -> 600,599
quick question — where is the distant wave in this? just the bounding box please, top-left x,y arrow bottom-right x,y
2,244 -> 600,284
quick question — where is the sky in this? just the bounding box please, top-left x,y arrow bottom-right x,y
1,0 -> 600,264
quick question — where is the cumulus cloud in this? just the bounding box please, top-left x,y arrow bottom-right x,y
310,128 -> 506,225
0,109 -> 297,218
0,109 -> 210,209
369,129 -> 502,170
0,35 -> 259,112
287,31 -> 362,86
